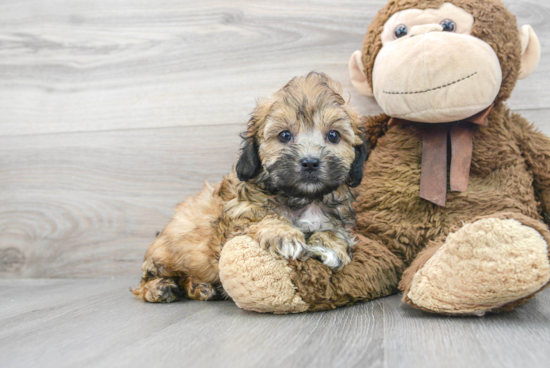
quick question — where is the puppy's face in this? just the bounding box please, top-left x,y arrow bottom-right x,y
236,73 -> 368,198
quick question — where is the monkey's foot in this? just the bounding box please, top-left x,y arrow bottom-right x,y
405,217 -> 550,315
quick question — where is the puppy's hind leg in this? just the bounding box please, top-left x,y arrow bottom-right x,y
132,279 -> 182,303
180,276 -> 222,301
132,180 -> 230,303
129,254 -> 178,302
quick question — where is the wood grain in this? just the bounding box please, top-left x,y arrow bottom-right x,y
1,0 -> 550,278
0,0 -> 547,137
0,0 -> 385,136
0,277 -> 548,368
0,124 -> 243,277
381,288 -> 550,368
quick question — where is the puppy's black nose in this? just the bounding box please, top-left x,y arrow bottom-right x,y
300,158 -> 320,172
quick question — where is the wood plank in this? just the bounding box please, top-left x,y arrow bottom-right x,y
0,124 -> 243,278
0,0 -> 385,136
0,278 -> 548,368
381,286 -> 550,368
0,277 -> 385,368
1,0 -> 548,137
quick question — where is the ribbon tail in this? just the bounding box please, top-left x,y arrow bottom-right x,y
419,128 -> 448,207
450,125 -> 474,192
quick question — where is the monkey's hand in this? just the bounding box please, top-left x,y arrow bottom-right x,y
307,231 -> 353,271
247,217 -> 308,261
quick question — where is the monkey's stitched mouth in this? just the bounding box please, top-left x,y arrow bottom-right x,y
383,72 -> 478,95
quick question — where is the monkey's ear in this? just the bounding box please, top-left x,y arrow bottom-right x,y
347,138 -> 369,188
349,50 -> 374,97
236,135 -> 261,182
518,25 -> 541,80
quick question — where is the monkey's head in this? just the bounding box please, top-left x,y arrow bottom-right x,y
349,0 -> 541,123
236,72 -> 368,199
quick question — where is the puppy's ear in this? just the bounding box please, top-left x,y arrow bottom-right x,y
347,136 -> 369,188
236,98 -> 273,181
236,133 -> 261,181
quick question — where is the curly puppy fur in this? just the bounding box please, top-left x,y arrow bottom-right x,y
131,72 -> 368,303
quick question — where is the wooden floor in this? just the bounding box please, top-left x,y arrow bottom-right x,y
2,0 -> 550,367
0,277 -> 548,368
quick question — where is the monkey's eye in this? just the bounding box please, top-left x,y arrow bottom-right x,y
326,130 -> 341,144
440,19 -> 456,32
278,130 -> 293,143
394,24 -> 408,38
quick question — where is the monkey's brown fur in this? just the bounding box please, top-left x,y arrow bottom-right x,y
283,105 -> 550,311
219,0 -> 550,314
131,73 -> 368,303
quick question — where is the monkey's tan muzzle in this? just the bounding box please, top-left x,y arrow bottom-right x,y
372,31 -> 502,123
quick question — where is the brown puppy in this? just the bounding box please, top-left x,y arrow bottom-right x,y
131,72 -> 368,303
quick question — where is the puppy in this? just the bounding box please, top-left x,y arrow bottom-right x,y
131,72 -> 368,303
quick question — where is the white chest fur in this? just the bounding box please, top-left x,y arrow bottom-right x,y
278,203 -> 333,233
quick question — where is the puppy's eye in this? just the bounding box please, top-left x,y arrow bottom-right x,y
278,130 -> 293,143
395,24 -> 408,38
440,19 -> 456,32
326,130 -> 341,144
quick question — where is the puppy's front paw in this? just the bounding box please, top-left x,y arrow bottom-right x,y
307,232 -> 352,271
277,235 -> 308,261
252,224 -> 308,261
308,246 -> 348,270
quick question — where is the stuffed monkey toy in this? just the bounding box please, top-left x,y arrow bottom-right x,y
218,0 -> 550,315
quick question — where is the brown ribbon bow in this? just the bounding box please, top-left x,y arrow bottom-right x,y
389,105 -> 493,207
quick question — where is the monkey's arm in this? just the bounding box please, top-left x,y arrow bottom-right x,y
219,231 -> 404,313
361,114 -> 390,149
514,113 -> 550,221
290,233 -> 404,311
